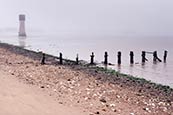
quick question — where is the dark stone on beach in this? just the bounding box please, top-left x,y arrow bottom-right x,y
67,78 -> 71,81
136,93 -> 142,96
26,66 -> 29,68
95,70 -> 98,73
96,77 -> 101,80
100,98 -> 107,103
40,86 -> 45,88
167,99 -> 171,103
102,108 -> 106,111
59,102 -> 63,104
113,109 -> 117,112
95,111 -> 100,114
35,64 -> 38,67
11,73 -> 14,75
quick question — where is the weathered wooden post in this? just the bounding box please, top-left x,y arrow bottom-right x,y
90,52 -> 94,64
163,50 -> 167,63
117,51 -> 121,65
153,51 -> 157,62
41,53 -> 45,65
76,54 -> 79,65
59,52 -> 63,64
153,51 -> 162,62
130,51 -> 134,64
141,51 -> 147,63
104,52 -> 108,65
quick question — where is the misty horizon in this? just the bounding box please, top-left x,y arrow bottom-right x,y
0,0 -> 173,37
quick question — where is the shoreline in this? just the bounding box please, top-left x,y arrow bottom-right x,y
0,42 -> 173,114
0,42 -> 172,93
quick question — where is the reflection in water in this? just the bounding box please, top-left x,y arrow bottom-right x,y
141,63 -> 146,69
163,62 -> 167,68
129,64 -> 134,74
152,62 -> 158,71
117,64 -> 121,73
103,64 -> 108,70
18,36 -> 26,48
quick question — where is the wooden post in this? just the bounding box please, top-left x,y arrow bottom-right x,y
117,51 -> 121,65
163,50 -> 167,63
90,52 -> 94,64
59,52 -> 63,64
130,51 -> 134,64
153,51 -> 162,62
76,54 -> 79,64
153,51 -> 157,62
104,52 -> 108,65
41,53 -> 45,65
141,51 -> 148,63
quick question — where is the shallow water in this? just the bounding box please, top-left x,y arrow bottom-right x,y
0,34 -> 173,88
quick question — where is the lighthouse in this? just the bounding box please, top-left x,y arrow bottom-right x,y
19,14 -> 26,37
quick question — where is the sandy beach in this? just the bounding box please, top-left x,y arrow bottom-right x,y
0,43 -> 173,115
0,70 -> 88,115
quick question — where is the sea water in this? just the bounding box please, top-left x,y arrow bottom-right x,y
0,34 -> 173,88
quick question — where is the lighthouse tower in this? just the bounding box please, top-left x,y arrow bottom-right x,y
19,14 -> 26,37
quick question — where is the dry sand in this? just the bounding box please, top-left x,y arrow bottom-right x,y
0,70 -> 88,115
0,44 -> 173,115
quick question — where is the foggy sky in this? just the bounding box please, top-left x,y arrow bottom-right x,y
0,0 -> 173,37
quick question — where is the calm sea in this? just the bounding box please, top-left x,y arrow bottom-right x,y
0,34 -> 173,88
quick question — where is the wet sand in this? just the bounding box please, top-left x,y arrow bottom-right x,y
0,43 -> 173,115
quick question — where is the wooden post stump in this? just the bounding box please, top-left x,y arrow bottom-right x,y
90,52 -> 94,64
130,51 -> 134,64
76,54 -> 79,65
117,51 -> 121,65
41,53 -> 45,65
142,51 -> 148,63
59,52 -> 63,64
153,51 -> 162,62
163,50 -> 167,63
104,52 -> 108,65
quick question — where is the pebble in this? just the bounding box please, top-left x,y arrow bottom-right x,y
95,111 -> 100,114
102,108 -> 106,111
53,89 -> 57,92
151,103 -> 155,107
100,98 -> 107,103
59,102 -> 63,104
40,86 -> 44,88
46,85 -> 50,88
158,102 -> 165,106
143,107 -> 151,113
144,108 -> 149,111
116,95 -> 121,98
110,104 -> 115,107
111,108 -> 117,112
162,107 -> 167,112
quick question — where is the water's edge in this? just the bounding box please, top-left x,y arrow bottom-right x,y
0,42 -> 172,96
